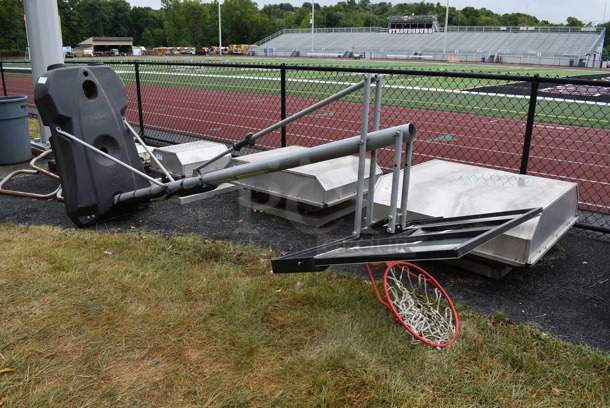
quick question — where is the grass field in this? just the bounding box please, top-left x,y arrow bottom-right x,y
111,55 -> 609,77
1,225 -> 608,407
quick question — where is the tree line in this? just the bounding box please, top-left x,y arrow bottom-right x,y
1,0 -> 608,57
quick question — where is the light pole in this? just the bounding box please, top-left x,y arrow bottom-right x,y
311,2 -> 315,52
23,0 -> 63,148
218,0 -> 222,54
443,0 -> 449,57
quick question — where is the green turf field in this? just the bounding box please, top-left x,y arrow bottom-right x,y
117,55 -> 608,77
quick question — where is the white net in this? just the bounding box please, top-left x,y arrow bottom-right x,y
385,264 -> 457,346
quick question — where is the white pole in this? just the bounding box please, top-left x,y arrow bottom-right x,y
443,0 -> 449,57
23,0 -> 64,148
311,2 -> 314,52
218,0 -> 222,53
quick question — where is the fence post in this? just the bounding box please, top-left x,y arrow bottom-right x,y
1,62 -> 6,96
134,62 -> 145,136
520,74 -> 540,175
280,63 -> 287,147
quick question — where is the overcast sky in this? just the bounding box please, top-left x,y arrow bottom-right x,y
127,0 -> 609,25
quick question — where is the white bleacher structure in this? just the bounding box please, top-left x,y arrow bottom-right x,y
253,16 -> 606,67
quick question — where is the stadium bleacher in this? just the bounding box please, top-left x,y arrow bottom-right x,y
253,20 -> 606,67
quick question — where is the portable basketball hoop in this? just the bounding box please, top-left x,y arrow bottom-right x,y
34,64 -> 545,347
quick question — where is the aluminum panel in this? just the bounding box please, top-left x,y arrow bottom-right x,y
232,146 -> 382,207
150,141 -> 231,178
373,160 -> 578,269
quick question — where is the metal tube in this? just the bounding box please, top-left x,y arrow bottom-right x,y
134,62 -> 145,137
115,124 -> 416,206
23,0 -> 64,146
0,150 -> 60,198
193,79 -> 368,173
353,75 -> 372,237
123,119 -> 175,182
400,138 -> 414,229
1,62 -> 6,96
365,76 -> 383,229
387,130 -> 404,233
250,78 -> 367,139
55,128 -> 165,187
520,75 -> 540,175
29,149 -> 59,180
281,63 -> 287,147
0,169 -> 61,199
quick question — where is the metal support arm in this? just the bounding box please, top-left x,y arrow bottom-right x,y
114,123 -> 416,206
192,76 -> 376,175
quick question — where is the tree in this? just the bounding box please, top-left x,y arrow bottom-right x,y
182,0 -> 208,46
566,16 -> 584,26
222,0 -> 262,44
77,0 -> 133,38
58,0 -> 83,47
108,0 -> 132,36
3,0 -> 578,57
460,7 -> 480,26
139,28 -> 155,48
162,0 -> 208,46
0,0 -> 27,52
130,7 -> 164,45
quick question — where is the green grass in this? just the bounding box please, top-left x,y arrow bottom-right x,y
110,55 -> 608,77
26,117 -> 39,140
0,224 -> 608,407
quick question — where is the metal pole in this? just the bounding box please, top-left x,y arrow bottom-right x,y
311,2 -> 314,52
0,62 -> 6,96
280,64 -> 287,147
520,75 -> 540,175
115,124 -> 416,206
134,62 -> 145,137
218,0 -> 222,52
365,76 -> 383,229
250,79 -> 366,139
399,136 -> 415,229
387,130 -> 404,234
23,0 -> 64,149
443,0 -> 449,57
123,119 -> 175,182
54,128 -> 164,187
352,75 -> 372,237
193,79 -> 368,174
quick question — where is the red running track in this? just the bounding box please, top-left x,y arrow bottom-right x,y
5,75 -> 608,213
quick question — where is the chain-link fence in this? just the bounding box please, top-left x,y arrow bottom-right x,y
1,60 -> 608,235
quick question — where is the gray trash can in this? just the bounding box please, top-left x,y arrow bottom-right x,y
0,95 -> 31,164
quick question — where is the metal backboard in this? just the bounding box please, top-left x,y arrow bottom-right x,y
272,208 -> 542,273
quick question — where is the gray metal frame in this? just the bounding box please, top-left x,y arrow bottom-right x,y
192,76 -> 379,176
51,74 -> 542,273
271,208 -> 542,273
